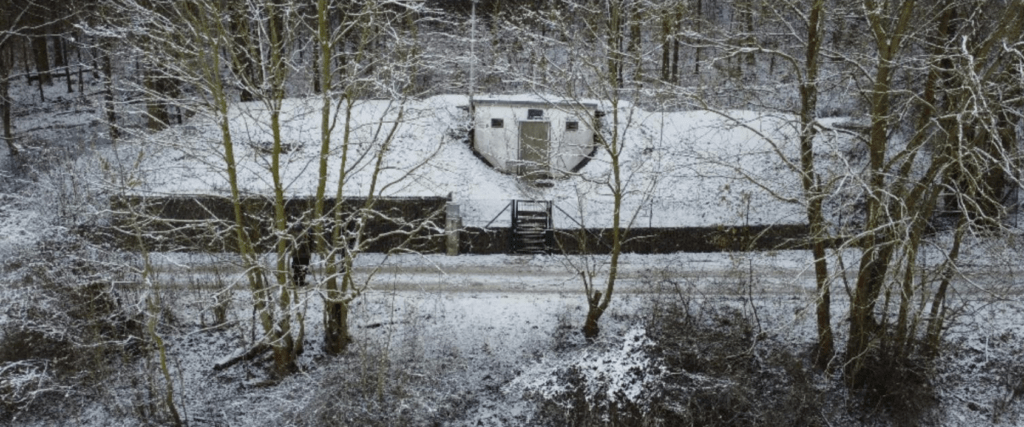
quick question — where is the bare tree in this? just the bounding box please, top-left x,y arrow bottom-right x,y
811,0 -> 1024,386
92,0 -> 304,374
668,0 -> 1024,385
94,0 -> 444,369
1,0 -> 68,155
315,0 -> 437,354
499,0 -> 662,339
0,2 -> 32,156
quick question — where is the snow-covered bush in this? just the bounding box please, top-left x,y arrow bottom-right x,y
0,333 -> 71,418
0,232 -> 144,422
645,293 -> 830,426
508,326 -> 667,425
506,288 -> 841,427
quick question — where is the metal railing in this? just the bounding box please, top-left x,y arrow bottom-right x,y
512,200 -> 552,230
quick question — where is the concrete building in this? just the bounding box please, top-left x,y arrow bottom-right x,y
470,97 -> 600,179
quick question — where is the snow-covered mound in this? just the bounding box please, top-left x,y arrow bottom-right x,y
116,95 -> 834,228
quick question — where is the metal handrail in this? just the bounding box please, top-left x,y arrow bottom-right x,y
553,204 -> 585,229
483,201 -> 513,228
514,200 -> 552,229
551,203 -> 611,250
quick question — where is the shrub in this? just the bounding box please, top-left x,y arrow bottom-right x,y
848,347 -> 937,427
512,279 -> 836,427
510,326 -> 668,426
646,293 -> 830,427
0,233 -> 144,422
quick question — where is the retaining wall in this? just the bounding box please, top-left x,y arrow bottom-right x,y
102,196 -> 810,254
108,195 -> 448,253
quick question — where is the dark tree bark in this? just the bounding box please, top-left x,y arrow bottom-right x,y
845,0 -> 918,387
52,34 -> 65,70
660,14 -> 671,81
799,0 -> 833,369
229,5 -> 256,102
671,7 -> 681,83
102,44 -> 117,140
32,36 -> 51,85
1,42 -> 16,156
146,69 -> 169,131
694,0 -> 702,74
21,37 -> 31,77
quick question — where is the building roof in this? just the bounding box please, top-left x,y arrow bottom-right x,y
471,97 -> 599,110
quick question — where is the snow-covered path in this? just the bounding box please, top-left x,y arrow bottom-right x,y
142,251 -> 815,293
137,248 -> 1021,297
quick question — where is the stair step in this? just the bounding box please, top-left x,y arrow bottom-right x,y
517,217 -> 547,223
512,200 -> 552,254
517,221 -> 546,227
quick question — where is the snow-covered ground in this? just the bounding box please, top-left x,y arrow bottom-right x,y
4,80 -> 1024,426
11,252 -> 1020,426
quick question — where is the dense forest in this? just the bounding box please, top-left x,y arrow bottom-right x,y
2,0 -> 1024,425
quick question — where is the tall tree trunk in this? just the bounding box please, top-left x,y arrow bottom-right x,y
52,35 -> 65,69
202,5 -> 297,373
324,100 -> 354,354
891,3 -> 951,355
269,0 -> 287,68
102,43 -> 118,140
266,0 -> 298,374
229,6 -> 256,102
606,1 -> 622,89
741,0 -> 755,71
629,1 -> 642,82
270,107 -> 297,374
660,14 -> 671,81
845,0 -> 918,387
1,43 -> 15,156
671,8 -> 681,83
314,0 -> 354,355
32,36 -> 51,85
694,0 -> 701,75
145,70 -> 169,131
583,102 -> 623,339
22,38 -> 31,78
799,0 -> 833,369
924,216 -> 965,356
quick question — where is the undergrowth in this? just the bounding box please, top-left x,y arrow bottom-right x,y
0,232 -> 146,423
515,279 -> 835,426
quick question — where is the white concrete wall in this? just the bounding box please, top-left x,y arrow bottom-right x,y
472,101 -> 596,177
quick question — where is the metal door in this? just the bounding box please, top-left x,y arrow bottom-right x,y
518,121 -> 549,176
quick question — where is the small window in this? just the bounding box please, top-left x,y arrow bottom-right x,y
566,121 -> 579,131
491,118 -> 504,128
527,109 -> 544,120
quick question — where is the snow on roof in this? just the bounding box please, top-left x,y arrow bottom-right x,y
471,94 -> 599,110
111,95 -> 832,228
